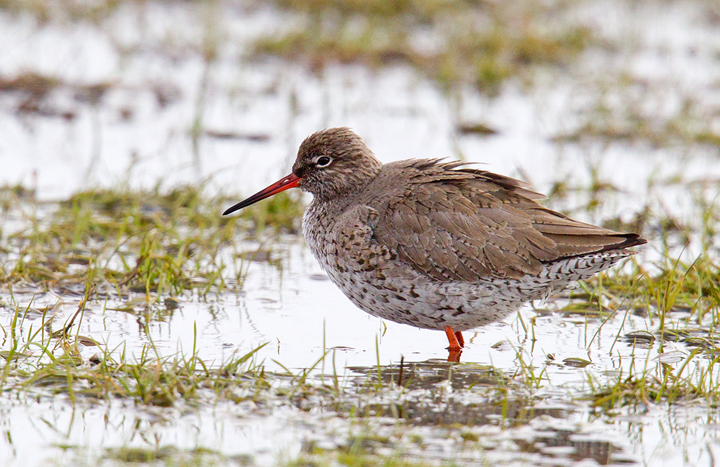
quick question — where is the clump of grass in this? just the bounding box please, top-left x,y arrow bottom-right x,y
254,20 -> 414,70
567,253 -> 720,347
272,0 -> 450,20
0,70 -> 117,120
438,26 -> 592,95
104,447 -> 177,463
588,350 -> 720,408
102,446 -> 237,465
0,300 -> 271,405
0,185 -> 305,296
289,450 -> 434,467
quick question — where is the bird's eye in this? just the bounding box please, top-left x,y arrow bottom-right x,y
316,156 -> 332,168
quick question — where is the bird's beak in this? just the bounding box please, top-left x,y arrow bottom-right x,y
223,173 -> 301,216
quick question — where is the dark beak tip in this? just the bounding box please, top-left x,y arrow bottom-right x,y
222,204 -> 242,216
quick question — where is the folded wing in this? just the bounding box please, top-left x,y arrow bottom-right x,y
372,160 -> 645,281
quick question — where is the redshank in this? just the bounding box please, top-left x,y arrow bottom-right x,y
224,128 -> 646,358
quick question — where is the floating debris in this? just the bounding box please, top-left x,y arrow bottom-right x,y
562,357 -> 592,368
624,330 -> 656,343
654,351 -> 687,364
205,130 -> 271,142
164,297 -> 182,310
77,335 -> 100,347
457,122 -> 499,136
682,337 -> 718,349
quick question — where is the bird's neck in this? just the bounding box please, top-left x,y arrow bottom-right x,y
316,159 -> 382,202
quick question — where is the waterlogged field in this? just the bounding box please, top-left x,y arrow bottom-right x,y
1,0 -> 720,465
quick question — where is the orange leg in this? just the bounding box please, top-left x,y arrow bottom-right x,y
444,326 -> 464,350
455,331 -> 465,348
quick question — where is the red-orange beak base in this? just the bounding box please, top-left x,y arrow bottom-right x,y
223,173 -> 301,215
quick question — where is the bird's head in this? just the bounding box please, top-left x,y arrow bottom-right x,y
223,127 -> 382,215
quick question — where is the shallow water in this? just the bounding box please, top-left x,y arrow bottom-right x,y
2,0 -> 720,465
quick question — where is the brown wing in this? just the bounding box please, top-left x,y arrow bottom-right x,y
372,160 -> 645,281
